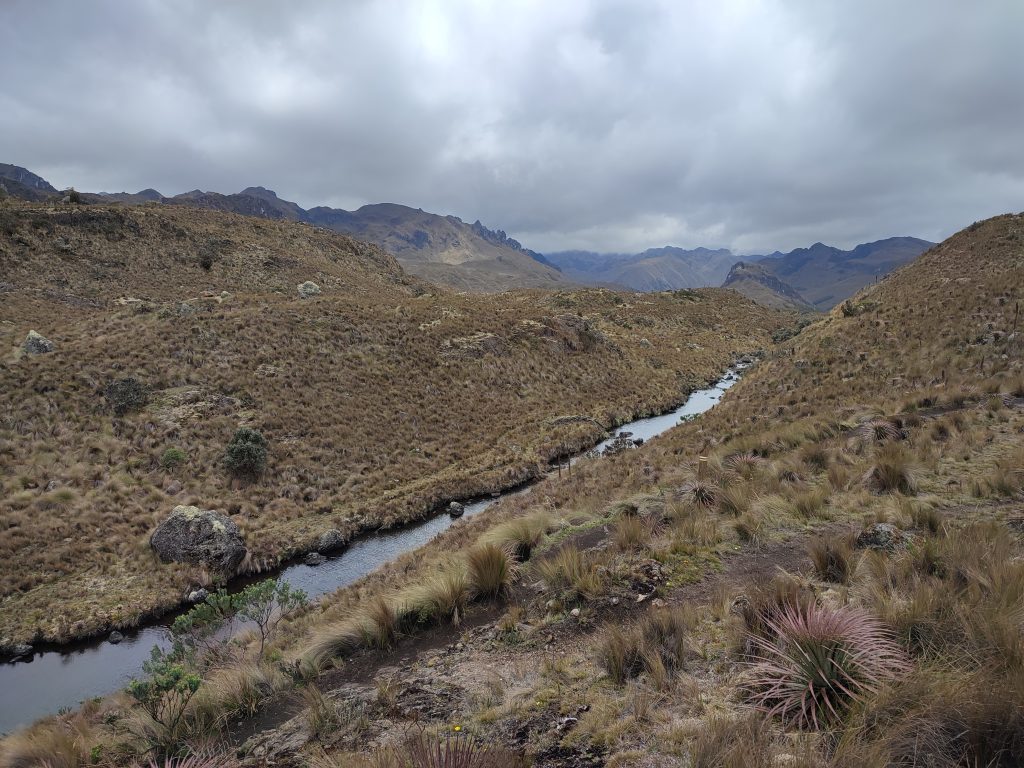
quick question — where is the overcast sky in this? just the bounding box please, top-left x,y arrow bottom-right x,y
2,1 -> 1022,254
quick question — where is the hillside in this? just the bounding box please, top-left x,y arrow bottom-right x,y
7,212 -> 1020,766
752,236 -> 933,309
0,164 -> 568,293
0,199 -> 788,648
546,246 -> 738,290
722,260 -> 816,312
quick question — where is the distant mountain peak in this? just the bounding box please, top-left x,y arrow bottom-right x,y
239,186 -> 280,200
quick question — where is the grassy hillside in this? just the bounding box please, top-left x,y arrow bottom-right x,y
0,200 -> 787,646
7,211 -> 1022,768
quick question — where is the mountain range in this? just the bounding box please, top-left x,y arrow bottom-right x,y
548,237 -> 934,310
0,163 -> 932,304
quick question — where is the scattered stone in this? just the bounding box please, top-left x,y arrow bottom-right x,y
633,438 -> 645,446
297,280 -> 321,298
448,501 -> 465,518
164,481 -> 183,495
302,486 -> 319,502
150,505 -> 247,572
317,529 -> 345,552
108,631 -> 124,645
304,552 -> 326,566
8,643 -> 32,659
569,607 -> 581,618
44,480 -> 61,492
855,522 -> 908,552
188,588 -> 209,604
23,330 -> 54,354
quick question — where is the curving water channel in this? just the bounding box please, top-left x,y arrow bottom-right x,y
0,364 -> 746,734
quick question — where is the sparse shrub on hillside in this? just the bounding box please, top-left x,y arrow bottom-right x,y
224,427 -> 268,479
535,545 -> 605,601
160,446 -> 187,469
466,543 -> 516,599
863,444 -> 918,494
126,647 -> 203,756
744,603 -> 909,729
103,376 -> 148,416
808,536 -> 855,584
596,606 -> 694,687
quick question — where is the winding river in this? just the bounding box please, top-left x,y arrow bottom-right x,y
0,364 -> 744,734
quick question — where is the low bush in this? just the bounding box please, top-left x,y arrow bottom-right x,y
466,543 -> 516,599
224,427 -> 268,479
808,536 -> 855,584
104,376 -> 149,416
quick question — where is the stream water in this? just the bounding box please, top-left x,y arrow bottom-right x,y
0,364 -> 745,734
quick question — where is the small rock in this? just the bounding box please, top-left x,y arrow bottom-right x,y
108,631 -> 124,645
610,597 -> 620,606
10,643 -> 32,659
23,330 -> 54,354
187,588 -> 209,604
164,481 -> 183,495
448,501 -> 465,518
304,552 -> 327,566
856,522 -> 908,551
44,480 -> 61,492
636,592 -> 651,603
317,529 -> 344,552
570,607 -> 581,618
302,486 -> 319,502
297,280 -> 321,298
652,598 -> 666,608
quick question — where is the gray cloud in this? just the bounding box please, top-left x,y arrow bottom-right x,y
2,0 -> 1021,253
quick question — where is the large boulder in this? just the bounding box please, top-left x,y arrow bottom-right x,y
150,505 -> 247,572
855,522 -> 908,552
297,281 -> 321,299
23,330 -> 54,354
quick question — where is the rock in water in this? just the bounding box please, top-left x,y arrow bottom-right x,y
108,631 -> 124,645
448,501 -> 465,518
297,280 -> 321,298
23,330 -> 54,354
304,552 -> 326,566
150,505 -> 247,572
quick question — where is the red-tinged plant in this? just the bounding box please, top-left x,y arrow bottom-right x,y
744,602 -> 910,730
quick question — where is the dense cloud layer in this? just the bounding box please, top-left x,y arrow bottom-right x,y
2,1 -> 1021,253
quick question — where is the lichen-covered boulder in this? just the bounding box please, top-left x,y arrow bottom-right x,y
317,529 -> 344,552
23,330 -> 54,354
297,281 -> 321,298
855,522 -> 908,551
150,505 -> 247,572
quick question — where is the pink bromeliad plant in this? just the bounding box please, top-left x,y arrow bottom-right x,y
744,602 -> 910,730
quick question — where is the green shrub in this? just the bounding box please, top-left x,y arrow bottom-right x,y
104,376 -> 148,416
160,446 -> 186,469
224,428 -> 268,478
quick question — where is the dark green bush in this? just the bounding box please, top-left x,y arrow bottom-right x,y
104,377 -> 148,416
225,428 -> 268,478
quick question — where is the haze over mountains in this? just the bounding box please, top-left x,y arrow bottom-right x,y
1,163 -> 930,305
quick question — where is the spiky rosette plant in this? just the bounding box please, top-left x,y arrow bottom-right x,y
744,602 -> 910,730
725,452 -> 767,478
677,479 -> 717,508
857,418 -> 903,443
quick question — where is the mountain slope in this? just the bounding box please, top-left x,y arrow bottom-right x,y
0,164 -> 567,292
752,236 -> 933,309
546,246 -> 738,290
305,202 -> 566,291
0,198 -> 787,645
722,260 -> 816,312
